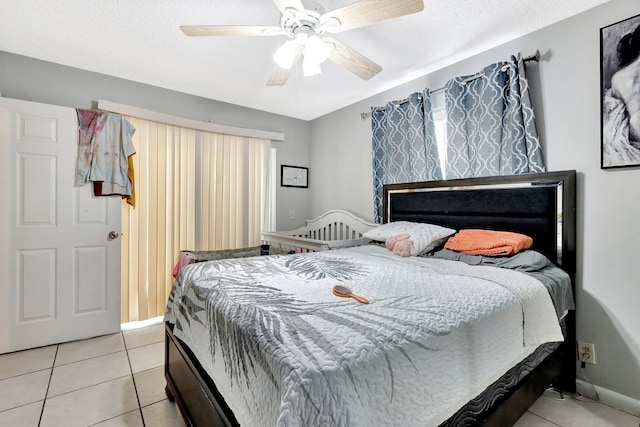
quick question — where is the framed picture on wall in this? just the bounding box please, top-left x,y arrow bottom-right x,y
601,13 -> 640,169
281,165 -> 308,188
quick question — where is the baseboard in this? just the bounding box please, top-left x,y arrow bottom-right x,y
576,379 -> 640,417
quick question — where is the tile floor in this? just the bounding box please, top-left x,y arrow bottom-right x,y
514,391 -> 640,427
1,320 -> 639,426
0,321 -> 184,427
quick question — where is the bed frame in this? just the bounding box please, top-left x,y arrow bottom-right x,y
261,209 -> 377,252
165,170 -> 576,426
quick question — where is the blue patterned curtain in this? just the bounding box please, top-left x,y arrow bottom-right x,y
445,54 -> 545,179
371,90 -> 442,223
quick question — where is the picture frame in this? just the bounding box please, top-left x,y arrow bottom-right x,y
601,13 -> 640,169
281,165 -> 308,188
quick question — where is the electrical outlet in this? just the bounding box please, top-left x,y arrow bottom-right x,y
289,210 -> 296,220
578,341 -> 596,365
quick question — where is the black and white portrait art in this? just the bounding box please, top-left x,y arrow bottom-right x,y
601,13 -> 640,169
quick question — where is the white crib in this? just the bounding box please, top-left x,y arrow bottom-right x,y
261,209 -> 377,252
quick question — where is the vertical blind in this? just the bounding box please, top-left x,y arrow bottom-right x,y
120,116 -> 272,322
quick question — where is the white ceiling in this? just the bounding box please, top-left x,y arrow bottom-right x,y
0,0 -> 608,121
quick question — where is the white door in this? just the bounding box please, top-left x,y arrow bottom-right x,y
0,97 -> 122,354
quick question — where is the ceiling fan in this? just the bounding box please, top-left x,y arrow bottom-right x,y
181,0 -> 424,86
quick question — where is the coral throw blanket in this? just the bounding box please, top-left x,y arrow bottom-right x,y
445,229 -> 533,256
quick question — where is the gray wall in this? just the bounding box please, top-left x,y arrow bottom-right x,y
0,51 -> 310,231
310,0 -> 640,410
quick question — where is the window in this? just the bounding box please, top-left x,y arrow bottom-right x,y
431,91 -> 448,178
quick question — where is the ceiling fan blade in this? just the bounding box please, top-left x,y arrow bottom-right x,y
323,0 -> 424,33
266,65 -> 293,86
325,37 -> 382,81
272,0 -> 305,16
181,25 -> 283,37
266,46 -> 303,86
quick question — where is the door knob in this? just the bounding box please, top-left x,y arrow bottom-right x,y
108,231 -> 119,240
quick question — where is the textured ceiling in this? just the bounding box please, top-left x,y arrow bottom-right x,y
0,0 -> 609,120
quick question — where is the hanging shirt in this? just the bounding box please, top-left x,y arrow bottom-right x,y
75,109 -> 136,206
87,113 -> 136,187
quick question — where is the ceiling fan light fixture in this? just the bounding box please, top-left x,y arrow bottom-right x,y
304,36 -> 334,64
273,40 -> 298,69
183,0 -> 425,86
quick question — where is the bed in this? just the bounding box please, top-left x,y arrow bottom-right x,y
261,209 -> 377,252
164,170 -> 576,426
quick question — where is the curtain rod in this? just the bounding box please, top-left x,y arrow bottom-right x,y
360,50 -> 541,120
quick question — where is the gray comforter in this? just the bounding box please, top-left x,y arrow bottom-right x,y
165,245 -> 563,426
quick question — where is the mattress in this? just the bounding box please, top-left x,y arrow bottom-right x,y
165,245 -> 564,427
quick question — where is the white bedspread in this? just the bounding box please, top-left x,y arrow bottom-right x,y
165,245 -> 563,426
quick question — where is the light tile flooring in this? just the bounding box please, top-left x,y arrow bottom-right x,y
1,321 -> 639,426
514,391 -> 640,427
0,321 -> 184,427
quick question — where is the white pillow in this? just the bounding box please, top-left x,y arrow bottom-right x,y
364,221 -> 456,254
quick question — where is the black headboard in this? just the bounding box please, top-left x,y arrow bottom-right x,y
383,170 -> 576,282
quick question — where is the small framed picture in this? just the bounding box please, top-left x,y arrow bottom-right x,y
281,165 -> 308,188
601,13 -> 640,169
